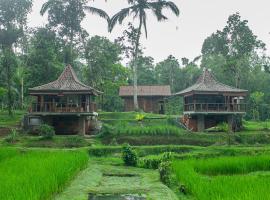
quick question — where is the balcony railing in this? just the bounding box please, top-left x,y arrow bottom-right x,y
184,103 -> 246,113
29,102 -> 97,113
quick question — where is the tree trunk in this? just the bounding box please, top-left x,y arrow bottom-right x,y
3,47 -> 13,116
133,18 -> 143,111
21,77 -> 24,109
69,29 -> 74,65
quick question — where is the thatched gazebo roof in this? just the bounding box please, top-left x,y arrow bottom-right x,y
175,68 -> 248,96
29,65 -> 101,95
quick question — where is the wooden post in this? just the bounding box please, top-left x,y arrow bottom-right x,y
40,95 -> 44,112
197,115 -> 205,132
78,116 -> 86,136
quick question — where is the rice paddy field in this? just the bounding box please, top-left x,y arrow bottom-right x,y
172,155 -> 270,200
0,147 -> 88,200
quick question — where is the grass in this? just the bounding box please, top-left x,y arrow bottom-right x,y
99,111 -> 167,120
172,155 -> 270,200
113,125 -> 184,136
243,120 -> 270,131
0,147 -> 88,200
1,135 -> 95,148
0,110 -> 25,128
55,157 -> 178,200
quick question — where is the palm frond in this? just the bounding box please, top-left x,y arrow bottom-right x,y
84,6 -> 110,21
142,13 -> 148,38
148,0 -> 180,21
40,0 -> 55,16
109,7 -> 132,32
162,1 -> 180,16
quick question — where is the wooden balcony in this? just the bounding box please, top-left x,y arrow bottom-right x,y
184,103 -> 246,114
29,102 -> 97,114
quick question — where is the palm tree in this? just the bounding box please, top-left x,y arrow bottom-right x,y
109,0 -> 179,110
40,0 -> 109,64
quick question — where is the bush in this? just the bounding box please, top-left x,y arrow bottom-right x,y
98,123 -> 114,137
159,161 -> 172,186
39,124 -> 55,139
5,129 -> 19,143
138,152 -> 174,169
122,144 -> 138,166
217,122 -> 229,132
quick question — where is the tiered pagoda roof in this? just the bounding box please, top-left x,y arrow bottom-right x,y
175,68 -> 248,96
29,65 -> 101,95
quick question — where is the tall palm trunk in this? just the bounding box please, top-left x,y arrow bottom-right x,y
3,47 -> 13,115
133,18 -> 143,110
70,29 -> 74,65
21,77 -> 24,109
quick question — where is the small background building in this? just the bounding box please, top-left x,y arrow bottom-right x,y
24,65 -> 101,135
175,69 -> 248,132
119,85 -> 171,114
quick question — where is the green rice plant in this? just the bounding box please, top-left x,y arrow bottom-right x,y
172,155 -> 270,200
115,125 -> 183,136
0,148 -> 88,200
0,147 -> 19,162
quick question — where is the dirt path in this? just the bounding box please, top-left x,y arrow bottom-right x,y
54,157 -> 178,200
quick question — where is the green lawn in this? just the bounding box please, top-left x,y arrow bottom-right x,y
172,155 -> 270,200
0,147 -> 88,200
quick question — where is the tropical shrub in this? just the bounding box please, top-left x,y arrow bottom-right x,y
5,128 -> 19,143
138,152 -> 174,169
159,161 -> 172,186
39,124 -> 55,139
122,144 -> 138,166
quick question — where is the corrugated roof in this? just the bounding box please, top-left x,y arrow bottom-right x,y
175,68 -> 248,95
29,65 -> 101,95
119,85 -> 171,97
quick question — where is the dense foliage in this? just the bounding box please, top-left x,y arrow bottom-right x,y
0,1 -> 270,120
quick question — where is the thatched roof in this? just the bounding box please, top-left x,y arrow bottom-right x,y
119,85 -> 171,97
29,65 -> 101,95
175,68 -> 248,96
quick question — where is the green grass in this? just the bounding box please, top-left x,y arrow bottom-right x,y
114,125 -> 183,136
0,110 -> 25,128
0,147 -> 88,200
243,120 -> 270,131
172,155 -> 270,200
99,111 -> 167,120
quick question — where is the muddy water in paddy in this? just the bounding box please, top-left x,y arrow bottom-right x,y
89,193 -> 146,200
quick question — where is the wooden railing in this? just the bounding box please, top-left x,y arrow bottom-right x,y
30,102 -> 97,113
184,103 -> 246,113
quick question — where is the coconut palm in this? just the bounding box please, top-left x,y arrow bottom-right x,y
109,0 -> 179,110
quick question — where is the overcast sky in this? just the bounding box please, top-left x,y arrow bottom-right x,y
28,0 -> 270,63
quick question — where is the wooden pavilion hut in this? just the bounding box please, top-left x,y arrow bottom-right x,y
175,68 -> 248,132
119,85 -> 171,114
24,65 -> 102,135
